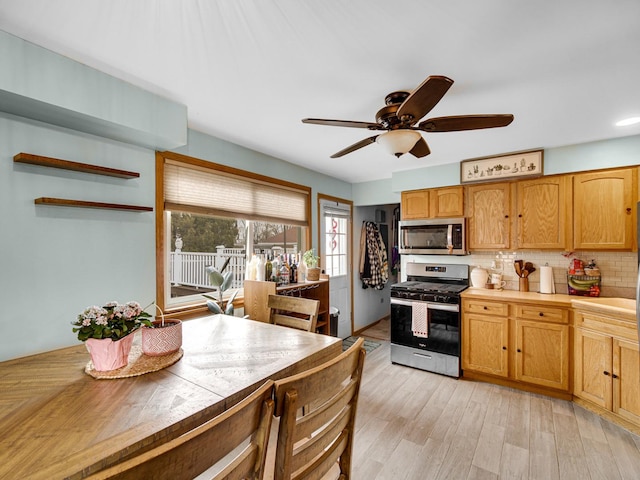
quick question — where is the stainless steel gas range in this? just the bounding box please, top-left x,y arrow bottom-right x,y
390,262 -> 469,378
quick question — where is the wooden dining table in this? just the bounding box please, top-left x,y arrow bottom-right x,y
0,314 -> 342,480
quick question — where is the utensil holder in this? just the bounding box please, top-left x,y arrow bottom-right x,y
519,277 -> 529,292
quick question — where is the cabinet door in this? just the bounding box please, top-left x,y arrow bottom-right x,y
574,328 -> 612,409
430,186 -> 464,218
573,168 -> 636,250
462,313 -> 508,377
613,338 -> 640,424
516,176 -> 569,249
401,190 -> 429,219
467,182 -> 511,250
515,320 -> 569,391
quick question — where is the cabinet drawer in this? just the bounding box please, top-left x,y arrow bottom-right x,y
515,305 -> 568,324
463,299 -> 508,316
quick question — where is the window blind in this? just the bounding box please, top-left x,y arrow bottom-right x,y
164,160 -> 309,226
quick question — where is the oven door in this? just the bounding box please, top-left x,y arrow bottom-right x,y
390,298 -> 460,356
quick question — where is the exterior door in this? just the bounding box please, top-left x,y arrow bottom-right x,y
319,196 -> 352,338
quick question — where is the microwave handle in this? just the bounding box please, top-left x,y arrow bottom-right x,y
447,224 -> 453,254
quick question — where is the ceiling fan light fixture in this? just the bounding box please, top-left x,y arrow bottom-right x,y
376,130 -> 421,157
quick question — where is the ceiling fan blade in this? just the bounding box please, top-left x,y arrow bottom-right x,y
418,114 -> 514,132
330,135 -> 379,158
409,136 -> 430,158
302,118 -> 384,130
396,75 -> 454,124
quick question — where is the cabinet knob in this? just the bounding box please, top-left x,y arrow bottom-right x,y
483,306 -> 488,310
603,371 -> 610,376
502,346 -> 507,350
505,215 -> 509,219
612,373 -> 619,379
539,312 -> 544,317
626,207 -> 631,214
518,214 -> 522,218
517,348 -> 522,353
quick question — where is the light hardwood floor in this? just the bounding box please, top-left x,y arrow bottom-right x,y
352,320 -> 640,480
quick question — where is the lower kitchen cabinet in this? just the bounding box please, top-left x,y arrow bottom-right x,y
515,319 -> 569,391
462,297 -> 571,396
462,312 -> 508,377
574,311 -> 640,426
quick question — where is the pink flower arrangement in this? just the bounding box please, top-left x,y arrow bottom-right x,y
72,301 -> 153,341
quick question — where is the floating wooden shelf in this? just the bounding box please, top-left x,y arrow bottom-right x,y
35,197 -> 153,212
14,153 -> 140,179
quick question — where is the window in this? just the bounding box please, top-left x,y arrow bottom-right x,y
324,215 -> 348,277
156,152 -> 310,315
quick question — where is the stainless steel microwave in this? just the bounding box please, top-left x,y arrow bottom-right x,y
398,218 -> 467,255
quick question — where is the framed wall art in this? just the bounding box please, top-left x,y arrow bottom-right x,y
460,149 -> 543,184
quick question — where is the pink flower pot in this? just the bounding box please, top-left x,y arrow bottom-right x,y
142,320 -> 182,356
85,334 -> 135,371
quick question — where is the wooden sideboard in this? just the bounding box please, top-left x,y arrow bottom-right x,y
244,278 -> 331,335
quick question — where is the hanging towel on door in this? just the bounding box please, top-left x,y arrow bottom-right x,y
412,301 -> 429,338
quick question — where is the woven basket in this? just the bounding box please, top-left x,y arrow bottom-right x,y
141,305 -> 183,356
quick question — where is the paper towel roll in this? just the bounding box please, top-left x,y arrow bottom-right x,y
539,265 -> 555,294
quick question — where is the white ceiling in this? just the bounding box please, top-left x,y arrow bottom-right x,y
1,1 -> 639,183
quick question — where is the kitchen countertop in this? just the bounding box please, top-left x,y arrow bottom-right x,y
462,288 -> 636,321
571,296 -> 636,322
462,287 -> 574,307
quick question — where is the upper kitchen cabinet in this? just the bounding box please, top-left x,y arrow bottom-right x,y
515,175 -> 570,249
401,189 -> 429,220
401,186 -> 464,220
429,186 -> 464,218
573,168 -> 637,250
467,182 -> 511,250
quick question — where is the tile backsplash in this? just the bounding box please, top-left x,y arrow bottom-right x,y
469,250 -> 638,298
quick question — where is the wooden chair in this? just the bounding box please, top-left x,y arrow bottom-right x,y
86,380 -> 275,480
268,294 -> 320,333
272,337 -> 366,480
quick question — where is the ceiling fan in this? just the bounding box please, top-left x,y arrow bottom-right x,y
302,75 -> 514,159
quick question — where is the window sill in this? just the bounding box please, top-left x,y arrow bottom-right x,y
163,297 -> 245,321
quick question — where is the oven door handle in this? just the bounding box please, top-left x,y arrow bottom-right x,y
390,298 -> 420,307
427,303 -> 459,313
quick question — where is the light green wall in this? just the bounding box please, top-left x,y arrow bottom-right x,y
0,113 -> 157,360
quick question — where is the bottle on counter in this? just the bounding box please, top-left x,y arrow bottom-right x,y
264,254 -> 273,282
290,254 -> 298,283
256,254 -> 265,281
279,255 -> 290,285
298,252 -> 306,282
271,255 -> 280,283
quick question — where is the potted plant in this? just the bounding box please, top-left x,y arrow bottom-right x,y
204,258 -> 238,315
303,249 -> 321,282
72,301 -> 153,371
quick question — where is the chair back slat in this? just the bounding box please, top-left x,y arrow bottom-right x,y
268,295 -> 320,333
